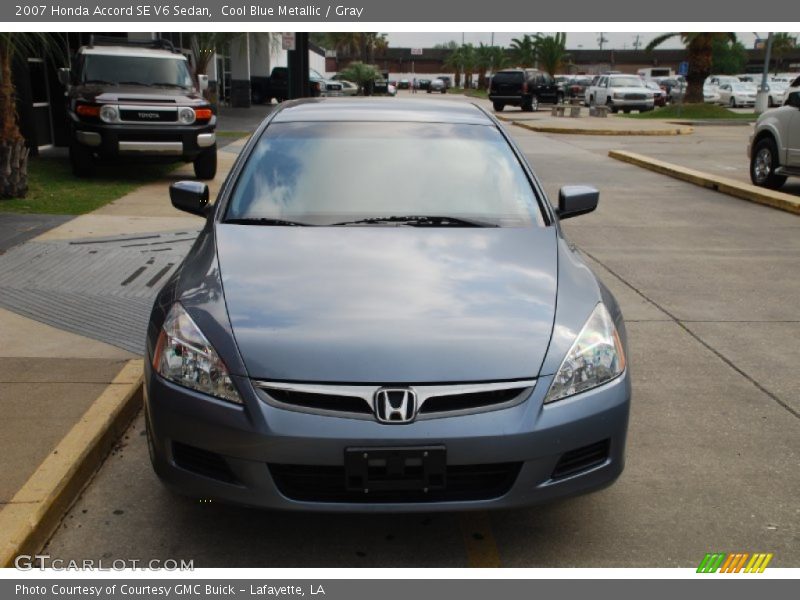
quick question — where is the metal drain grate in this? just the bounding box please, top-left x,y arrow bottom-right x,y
0,230 -> 198,354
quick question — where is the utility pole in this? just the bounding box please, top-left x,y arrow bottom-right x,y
633,35 -> 642,51
755,32 -> 774,114
598,33 -> 608,51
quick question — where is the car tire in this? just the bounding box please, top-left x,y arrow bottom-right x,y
606,98 -> 618,114
557,93 -> 564,104
730,98 -> 737,108
493,102 -> 504,112
193,144 -> 217,180
251,89 -> 264,105
588,95 -> 595,107
750,137 -> 787,189
523,96 -> 539,112
69,141 -> 95,178
768,96 -> 775,108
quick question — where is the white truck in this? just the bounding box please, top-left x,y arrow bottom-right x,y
748,87 -> 800,189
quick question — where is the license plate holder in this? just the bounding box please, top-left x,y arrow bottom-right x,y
344,446 -> 446,493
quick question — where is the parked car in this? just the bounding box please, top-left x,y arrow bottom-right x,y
586,74 -> 654,113
417,79 -> 432,91
387,83 -> 397,97
398,79 -> 410,90
427,78 -> 447,94
309,68 -> 343,97
147,98 -> 631,512
748,88 -> 800,189
767,80 -> 789,107
644,80 -> 667,107
567,77 -> 593,100
717,82 -> 757,108
338,79 -> 358,96
489,68 -> 564,112
59,36 -> 217,179
703,84 -> 721,104
437,76 -> 452,89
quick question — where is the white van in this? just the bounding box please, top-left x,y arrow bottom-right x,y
637,67 -> 674,79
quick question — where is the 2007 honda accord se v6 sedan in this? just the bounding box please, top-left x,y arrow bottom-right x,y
144,98 -> 630,512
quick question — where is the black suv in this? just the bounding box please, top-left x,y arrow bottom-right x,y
59,36 -> 217,179
489,69 -> 564,112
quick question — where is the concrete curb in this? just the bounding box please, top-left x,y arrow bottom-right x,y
512,120 -> 693,136
608,150 -> 800,216
0,360 -> 143,567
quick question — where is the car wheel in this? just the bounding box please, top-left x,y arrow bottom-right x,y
606,98 -> 618,114
750,137 -> 787,189
588,95 -> 595,107
193,144 -> 217,180
493,101 -> 504,112
768,96 -> 775,108
69,141 -> 95,177
730,98 -> 737,108
522,96 -> 538,112
251,89 -> 264,105
557,93 -> 564,104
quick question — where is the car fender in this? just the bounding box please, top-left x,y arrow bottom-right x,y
753,111 -> 791,162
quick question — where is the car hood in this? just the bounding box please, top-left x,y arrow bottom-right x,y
215,225 -> 558,383
71,84 -> 204,104
610,87 -> 651,94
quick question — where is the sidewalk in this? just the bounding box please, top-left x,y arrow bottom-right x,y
0,135 -> 249,564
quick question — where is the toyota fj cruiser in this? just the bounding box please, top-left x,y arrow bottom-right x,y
59,36 -> 217,179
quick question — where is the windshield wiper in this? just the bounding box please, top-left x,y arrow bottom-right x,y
150,82 -> 189,89
331,215 -> 497,227
224,217 -> 314,227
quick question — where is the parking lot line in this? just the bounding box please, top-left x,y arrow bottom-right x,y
459,511 -> 502,567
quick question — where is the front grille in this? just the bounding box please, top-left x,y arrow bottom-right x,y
266,389 -> 371,415
269,462 -> 522,503
256,381 -> 535,420
119,109 -> 177,123
117,132 -> 184,142
420,388 -> 526,414
551,440 -> 610,480
172,442 -> 238,484
325,84 -> 343,92
623,93 -> 647,100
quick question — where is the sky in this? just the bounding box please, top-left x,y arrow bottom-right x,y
384,32 -> 774,50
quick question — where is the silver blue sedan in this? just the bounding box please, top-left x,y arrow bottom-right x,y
144,99 -> 631,511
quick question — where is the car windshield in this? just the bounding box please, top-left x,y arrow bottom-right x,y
609,77 -> 644,88
82,54 -> 193,87
733,83 -> 756,91
226,121 -> 541,227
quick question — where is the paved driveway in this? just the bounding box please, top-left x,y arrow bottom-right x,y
42,101 -> 800,568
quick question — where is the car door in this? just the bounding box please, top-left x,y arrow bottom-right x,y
786,92 -> 800,167
718,84 -> 731,104
596,77 -> 609,104
539,73 -> 557,102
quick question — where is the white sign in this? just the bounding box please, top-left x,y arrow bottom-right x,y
282,33 -> 296,51
410,48 -> 423,56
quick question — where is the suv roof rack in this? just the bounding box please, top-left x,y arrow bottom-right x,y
88,35 -> 179,53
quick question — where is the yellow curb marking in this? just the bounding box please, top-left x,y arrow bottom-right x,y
608,150 -> 800,216
0,359 -> 143,567
459,511 -> 502,567
512,120 -> 693,136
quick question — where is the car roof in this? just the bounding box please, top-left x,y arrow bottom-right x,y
80,46 -> 186,60
271,99 -> 495,125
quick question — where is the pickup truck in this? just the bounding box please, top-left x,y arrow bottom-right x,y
749,87 -> 800,189
251,67 -> 343,104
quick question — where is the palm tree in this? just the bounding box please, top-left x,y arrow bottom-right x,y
443,46 -> 464,88
771,33 -> 797,73
460,44 -> 477,89
646,33 -> 737,103
533,33 -> 569,77
510,34 -> 536,68
0,33 -> 63,199
475,43 -> 495,90
338,62 -> 380,95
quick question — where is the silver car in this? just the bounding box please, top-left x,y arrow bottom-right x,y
427,78 -> 448,94
146,99 -> 631,512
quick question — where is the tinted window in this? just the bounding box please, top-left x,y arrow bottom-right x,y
493,72 -> 524,84
227,122 -> 541,227
81,54 -> 192,87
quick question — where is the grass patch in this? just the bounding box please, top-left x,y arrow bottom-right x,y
448,87 -> 489,99
0,157 -> 178,215
217,130 -> 250,138
620,103 -> 757,120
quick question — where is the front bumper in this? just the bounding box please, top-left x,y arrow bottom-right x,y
71,116 -> 216,160
610,98 -> 654,110
145,364 -> 631,512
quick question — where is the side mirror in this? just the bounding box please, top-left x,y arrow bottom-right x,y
57,68 -> 71,86
556,185 -> 599,220
197,74 -> 209,93
170,181 -> 209,216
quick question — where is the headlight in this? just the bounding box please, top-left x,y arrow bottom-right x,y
613,92 -> 623,99
99,105 -> 119,123
544,303 -> 626,404
178,107 -> 196,124
152,303 -> 242,404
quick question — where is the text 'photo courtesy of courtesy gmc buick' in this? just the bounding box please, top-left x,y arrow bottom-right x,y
60,36 -> 217,179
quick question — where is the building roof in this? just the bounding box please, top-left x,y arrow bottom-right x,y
272,98 -> 494,125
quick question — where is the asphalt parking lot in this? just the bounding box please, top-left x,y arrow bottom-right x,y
41,95 -> 800,568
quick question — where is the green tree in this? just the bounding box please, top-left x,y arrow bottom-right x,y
443,46 -> 464,88
460,44 -> 477,89
0,33 -> 64,198
434,40 -> 459,50
510,34 -> 536,67
338,62 -> 380,95
711,38 -> 747,75
646,33 -> 737,103
533,33 -> 569,76
771,33 -> 797,73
